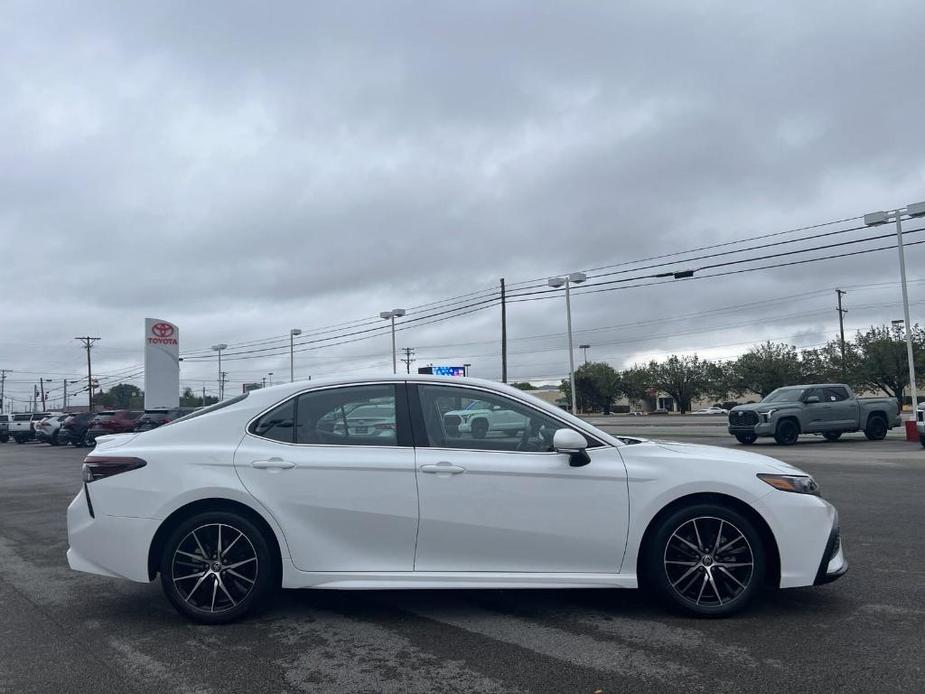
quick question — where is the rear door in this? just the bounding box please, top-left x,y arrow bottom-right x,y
824,387 -> 858,429
234,383 -> 419,572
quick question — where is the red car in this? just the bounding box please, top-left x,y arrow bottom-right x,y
85,410 -> 143,444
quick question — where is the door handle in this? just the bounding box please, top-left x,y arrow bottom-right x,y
251,458 -> 295,470
420,462 -> 465,475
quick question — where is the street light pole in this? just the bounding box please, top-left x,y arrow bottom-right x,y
865,201 -> 925,417
290,329 -> 301,382
548,272 -> 587,413
211,344 -> 228,401
579,344 -> 591,364
380,309 -> 406,374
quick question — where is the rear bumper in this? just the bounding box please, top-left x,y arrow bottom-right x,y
66,487 -> 158,583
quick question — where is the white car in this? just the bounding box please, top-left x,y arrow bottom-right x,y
693,407 -> 729,415
67,376 -> 846,624
442,398 -> 529,438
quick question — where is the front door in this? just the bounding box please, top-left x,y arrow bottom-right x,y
410,384 -> 629,573
234,383 -> 418,572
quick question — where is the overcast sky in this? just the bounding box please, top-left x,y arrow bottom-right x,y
2,1 -> 925,409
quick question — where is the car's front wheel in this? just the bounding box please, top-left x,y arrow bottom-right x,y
644,503 -> 765,617
159,511 -> 276,624
774,419 -> 800,445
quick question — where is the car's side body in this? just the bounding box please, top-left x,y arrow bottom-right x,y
67,376 -> 845,602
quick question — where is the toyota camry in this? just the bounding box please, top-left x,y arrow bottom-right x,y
67,376 -> 846,623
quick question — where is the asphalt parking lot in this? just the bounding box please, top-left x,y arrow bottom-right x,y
1,421 -> 923,693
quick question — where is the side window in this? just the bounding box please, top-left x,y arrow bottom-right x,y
825,387 -> 849,402
295,385 -> 397,446
251,398 -> 296,443
417,385 -> 590,452
803,388 -> 821,402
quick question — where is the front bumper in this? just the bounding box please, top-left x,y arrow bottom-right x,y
728,422 -> 774,436
814,511 -> 848,585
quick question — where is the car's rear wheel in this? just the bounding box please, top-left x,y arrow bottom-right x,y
159,511 -> 275,624
0,435 -> 7,443
822,431 -> 842,441
644,503 -> 765,617
920,434 -> 925,449
773,420 -> 800,445
864,416 -> 888,441
471,418 -> 488,439
734,433 -> 757,445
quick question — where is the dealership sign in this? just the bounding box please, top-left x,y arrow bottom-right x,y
418,365 -> 466,376
144,318 -> 180,410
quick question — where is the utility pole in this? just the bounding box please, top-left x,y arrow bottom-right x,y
220,372 -> 228,400
74,337 -> 101,412
500,278 -> 508,383
0,370 -> 10,413
201,384 -> 207,406
39,377 -> 46,411
836,289 -> 848,377
400,347 -> 415,374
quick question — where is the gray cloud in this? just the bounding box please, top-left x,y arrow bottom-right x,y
2,1 -> 925,407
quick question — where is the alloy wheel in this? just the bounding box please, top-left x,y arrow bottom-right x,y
663,516 -> 754,608
170,523 -> 259,614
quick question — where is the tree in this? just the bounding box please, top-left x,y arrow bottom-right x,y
511,382 -> 537,391
619,365 -> 653,408
849,324 -> 925,401
180,387 -> 218,407
729,342 -> 804,399
571,362 -> 621,412
93,383 -> 144,409
646,354 -> 715,413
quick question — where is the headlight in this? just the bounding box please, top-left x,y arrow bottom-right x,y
757,473 -> 820,496
758,409 -> 776,421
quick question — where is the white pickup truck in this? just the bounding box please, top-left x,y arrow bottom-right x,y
8,412 -> 54,444
443,399 -> 529,439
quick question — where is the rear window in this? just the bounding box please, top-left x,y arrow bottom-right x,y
92,414 -> 114,422
171,393 -> 249,424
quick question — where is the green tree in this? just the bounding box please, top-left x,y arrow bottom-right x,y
647,354 -> 714,413
180,387 -> 218,407
511,382 -> 537,391
849,324 -> 925,401
729,341 -> 804,399
93,383 -> 144,409
619,365 -> 653,408
572,362 -> 621,412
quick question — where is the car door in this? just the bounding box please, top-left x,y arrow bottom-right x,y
410,383 -> 629,573
823,387 -> 857,430
233,383 -> 418,572
801,388 -> 832,431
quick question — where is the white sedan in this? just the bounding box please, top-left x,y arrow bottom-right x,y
67,376 -> 846,623
693,407 -> 729,415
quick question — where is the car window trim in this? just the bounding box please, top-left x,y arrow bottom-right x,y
245,381 -> 413,448
406,382 -> 608,452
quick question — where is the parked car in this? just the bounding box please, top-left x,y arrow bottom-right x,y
34,413 -> 69,445
728,384 -> 900,445
0,413 -> 10,443
648,408 -> 670,415
917,404 -> 925,448
85,410 -> 143,445
442,399 -> 529,438
8,412 -> 52,443
693,407 -> 729,415
68,375 -> 846,624
59,412 -> 96,447
134,408 -> 196,432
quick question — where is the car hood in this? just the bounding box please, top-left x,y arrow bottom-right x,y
731,401 -> 800,413
650,439 -> 806,475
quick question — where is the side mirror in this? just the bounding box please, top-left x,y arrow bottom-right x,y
553,428 -> 591,467
805,395 -> 820,404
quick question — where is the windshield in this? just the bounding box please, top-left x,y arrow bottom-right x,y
762,387 -> 807,403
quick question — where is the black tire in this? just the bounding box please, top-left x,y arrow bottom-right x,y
734,433 -> 757,445
773,419 -> 800,446
471,418 -> 489,439
0,435 -> 7,444
822,431 -> 842,441
864,415 -> 888,441
50,431 -> 60,446
14,436 -> 24,444
159,510 -> 276,624
643,503 -> 766,617
920,434 -> 925,449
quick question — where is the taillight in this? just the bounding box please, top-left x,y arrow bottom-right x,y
82,456 -> 147,483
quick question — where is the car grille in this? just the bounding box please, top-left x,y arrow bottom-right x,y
729,411 -> 759,426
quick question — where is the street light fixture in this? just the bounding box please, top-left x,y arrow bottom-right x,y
211,344 -> 228,401
548,272 -> 587,413
864,201 -> 925,417
380,309 -> 407,374
579,344 -> 591,364
290,328 -> 302,382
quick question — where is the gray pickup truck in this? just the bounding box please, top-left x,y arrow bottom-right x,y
728,383 -> 900,445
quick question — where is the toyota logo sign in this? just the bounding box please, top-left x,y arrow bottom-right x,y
152,323 -> 175,338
